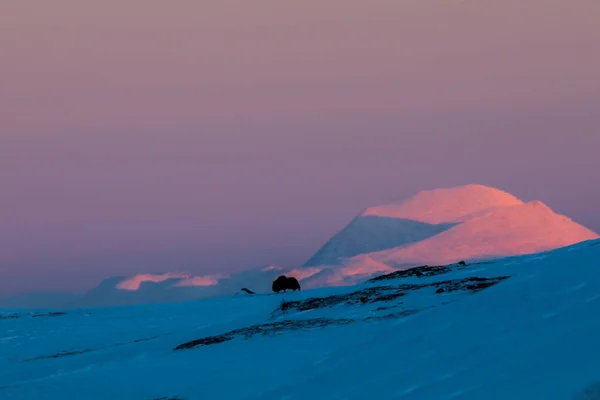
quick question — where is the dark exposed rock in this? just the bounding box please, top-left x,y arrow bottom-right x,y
433,276 -> 510,293
364,309 -> 421,321
25,334 -> 167,363
1,312 -> 67,320
174,318 -> 353,350
231,318 -> 353,339
174,272 -> 509,351
26,349 -> 93,361
369,261 -> 475,283
277,286 -> 408,313
371,289 -> 410,303
109,334 -> 169,350
32,312 -> 67,318
176,335 -> 234,348
132,335 -> 162,344
470,261 -> 496,266
279,276 -> 509,314
240,288 -> 255,295
369,264 -> 454,282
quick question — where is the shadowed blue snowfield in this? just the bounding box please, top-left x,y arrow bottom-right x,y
2,239 -> 600,400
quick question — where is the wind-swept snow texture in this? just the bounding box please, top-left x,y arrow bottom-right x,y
2,239 -> 600,400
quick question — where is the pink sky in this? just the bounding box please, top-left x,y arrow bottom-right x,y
1,0 -> 600,294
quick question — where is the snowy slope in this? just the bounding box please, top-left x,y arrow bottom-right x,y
304,216 -> 456,266
371,199 -> 600,266
362,183 -> 525,224
306,184 -> 598,270
2,239 -> 600,400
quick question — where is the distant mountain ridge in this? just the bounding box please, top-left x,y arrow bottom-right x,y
2,184 -> 597,309
303,184 -> 598,273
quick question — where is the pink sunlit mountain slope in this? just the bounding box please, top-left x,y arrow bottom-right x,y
362,184 -> 524,224
369,199 -> 599,267
303,184 -> 599,283
3,184 -> 597,309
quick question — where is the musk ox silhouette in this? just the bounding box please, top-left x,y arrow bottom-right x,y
285,277 -> 301,291
272,275 -> 301,293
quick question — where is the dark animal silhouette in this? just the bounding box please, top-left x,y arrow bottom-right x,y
240,288 -> 255,295
285,277 -> 301,291
272,276 -> 288,293
272,275 -> 301,293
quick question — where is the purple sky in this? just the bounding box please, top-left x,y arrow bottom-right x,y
2,0 -> 600,295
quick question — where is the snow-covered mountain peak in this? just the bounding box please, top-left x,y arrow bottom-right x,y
362,184 -> 524,224
305,184 -> 598,272
3,185 -> 596,309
